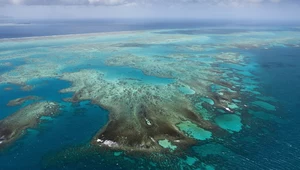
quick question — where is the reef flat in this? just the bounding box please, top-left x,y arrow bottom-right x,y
7,96 -> 40,106
0,102 -> 59,147
60,69 -> 214,151
0,28 -> 299,169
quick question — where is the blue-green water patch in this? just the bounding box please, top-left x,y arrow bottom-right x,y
214,114 -> 242,133
176,121 -> 212,140
251,101 -> 276,111
210,84 -> 235,93
0,59 -> 26,73
232,99 -> 241,103
178,86 -> 195,95
202,164 -> 215,170
0,78 -> 72,119
195,103 -> 212,120
227,103 -> 239,110
185,156 -> 198,166
114,151 -> 123,157
62,63 -> 174,85
200,97 -> 215,105
158,139 -> 177,151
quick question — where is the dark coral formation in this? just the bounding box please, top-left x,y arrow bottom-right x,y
92,99 -> 215,152
7,96 -> 40,106
0,102 -> 60,148
60,69 -> 235,152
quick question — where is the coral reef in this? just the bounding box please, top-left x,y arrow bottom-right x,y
0,29 -> 292,153
0,102 -> 60,148
7,96 -> 40,106
60,69 -> 215,152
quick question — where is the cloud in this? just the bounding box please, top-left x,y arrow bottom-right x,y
1,0 -> 299,20
0,0 -> 131,6
0,0 -> 286,6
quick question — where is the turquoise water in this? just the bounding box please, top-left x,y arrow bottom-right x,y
0,59 -> 26,73
245,47 -> 300,169
0,79 -> 72,119
62,63 -> 174,85
0,27 -> 300,169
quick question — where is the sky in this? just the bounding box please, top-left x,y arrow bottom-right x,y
0,0 -> 300,20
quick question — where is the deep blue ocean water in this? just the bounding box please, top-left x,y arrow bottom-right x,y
0,19 -> 299,39
0,20 -> 299,169
0,19 -> 230,39
0,79 -> 109,170
249,47 -> 300,169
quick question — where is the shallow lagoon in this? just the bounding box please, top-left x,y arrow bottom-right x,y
0,27 -> 299,169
